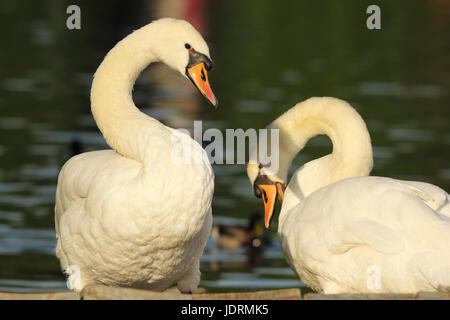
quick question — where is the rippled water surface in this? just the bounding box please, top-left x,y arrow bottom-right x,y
0,0 -> 449,293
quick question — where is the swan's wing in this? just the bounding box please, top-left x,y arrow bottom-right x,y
55,150 -> 123,236
401,180 -> 450,217
342,219 -> 405,254
324,177 -> 450,255
282,176 -> 450,291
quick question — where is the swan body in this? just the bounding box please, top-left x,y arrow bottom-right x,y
55,18 -> 217,292
248,97 -> 450,293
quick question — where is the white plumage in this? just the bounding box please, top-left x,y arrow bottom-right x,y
248,97 -> 450,293
55,19 -> 215,292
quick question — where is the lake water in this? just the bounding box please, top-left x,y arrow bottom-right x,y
0,0 -> 448,293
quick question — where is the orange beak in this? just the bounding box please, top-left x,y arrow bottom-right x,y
186,62 -> 218,108
257,182 -> 286,230
258,184 -> 278,229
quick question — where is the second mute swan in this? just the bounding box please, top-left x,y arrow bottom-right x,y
55,18 -> 217,293
248,97 -> 450,293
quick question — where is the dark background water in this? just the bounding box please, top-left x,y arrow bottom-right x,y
0,0 -> 448,293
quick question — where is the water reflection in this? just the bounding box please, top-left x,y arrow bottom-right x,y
0,0 -> 448,293
357,82 -> 445,98
0,279 -> 67,293
0,225 -> 55,254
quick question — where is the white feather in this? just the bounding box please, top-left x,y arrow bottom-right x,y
251,97 -> 450,293
55,19 -> 214,293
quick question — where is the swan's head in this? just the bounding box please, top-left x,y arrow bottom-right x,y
148,18 -> 217,107
247,162 -> 286,230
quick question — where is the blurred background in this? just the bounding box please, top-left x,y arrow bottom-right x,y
0,0 -> 449,293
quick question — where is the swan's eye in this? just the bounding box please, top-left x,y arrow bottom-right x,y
185,43 -> 191,49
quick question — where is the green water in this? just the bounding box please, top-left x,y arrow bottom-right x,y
0,0 -> 448,293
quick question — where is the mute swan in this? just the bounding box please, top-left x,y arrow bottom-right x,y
247,97 -> 450,293
55,18 -> 217,293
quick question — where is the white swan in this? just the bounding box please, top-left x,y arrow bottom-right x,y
55,18 -> 217,293
248,97 -> 450,293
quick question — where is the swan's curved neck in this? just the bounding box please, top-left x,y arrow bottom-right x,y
90,25 -> 166,163
272,97 -> 373,201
